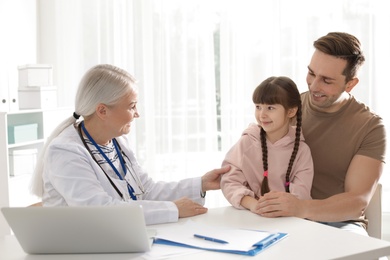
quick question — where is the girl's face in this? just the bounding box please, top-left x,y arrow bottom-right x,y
106,90 -> 139,137
255,103 -> 296,143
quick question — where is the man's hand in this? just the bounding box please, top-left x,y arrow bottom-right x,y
256,191 -> 303,218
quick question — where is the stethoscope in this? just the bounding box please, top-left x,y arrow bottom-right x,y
77,121 -> 146,201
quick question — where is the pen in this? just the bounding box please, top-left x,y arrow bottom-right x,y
193,234 -> 229,244
254,233 -> 280,248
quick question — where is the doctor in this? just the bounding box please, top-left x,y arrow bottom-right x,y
31,64 -> 230,225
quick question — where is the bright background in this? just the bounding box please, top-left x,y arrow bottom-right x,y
1,0 -> 389,235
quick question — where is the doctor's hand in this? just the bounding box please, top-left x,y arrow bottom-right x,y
174,197 -> 208,218
201,165 -> 231,192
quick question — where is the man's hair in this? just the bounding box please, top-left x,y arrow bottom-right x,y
313,32 -> 365,82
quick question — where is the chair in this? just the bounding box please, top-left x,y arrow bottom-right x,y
28,202 -> 43,207
365,183 -> 382,239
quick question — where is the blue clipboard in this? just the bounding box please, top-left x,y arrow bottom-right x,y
154,231 -> 288,256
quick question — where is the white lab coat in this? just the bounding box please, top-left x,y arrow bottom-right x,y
42,124 -> 205,225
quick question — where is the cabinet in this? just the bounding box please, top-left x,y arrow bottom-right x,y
0,71 -> 19,112
0,90 -> 18,112
0,107 -> 72,235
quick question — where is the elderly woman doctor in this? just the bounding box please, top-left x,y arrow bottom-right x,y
31,64 -> 230,225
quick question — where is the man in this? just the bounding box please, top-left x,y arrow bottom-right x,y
256,32 -> 386,235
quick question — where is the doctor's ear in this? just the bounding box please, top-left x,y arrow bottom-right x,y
96,103 -> 108,119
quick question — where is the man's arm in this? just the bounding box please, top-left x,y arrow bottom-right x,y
256,155 -> 383,222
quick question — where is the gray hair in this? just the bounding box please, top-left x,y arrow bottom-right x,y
30,64 -> 137,197
75,64 -> 138,118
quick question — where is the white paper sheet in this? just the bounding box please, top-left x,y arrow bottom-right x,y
154,220 -> 273,251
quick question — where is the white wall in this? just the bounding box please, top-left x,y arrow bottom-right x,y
37,0 -> 84,108
384,213 -> 390,241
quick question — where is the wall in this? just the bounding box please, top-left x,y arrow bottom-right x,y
384,213 -> 390,242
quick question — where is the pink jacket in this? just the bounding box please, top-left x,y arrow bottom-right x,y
221,123 -> 314,209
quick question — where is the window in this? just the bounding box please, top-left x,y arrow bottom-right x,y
35,0 -> 390,209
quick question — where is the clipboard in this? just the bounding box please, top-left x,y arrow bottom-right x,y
153,220 -> 288,256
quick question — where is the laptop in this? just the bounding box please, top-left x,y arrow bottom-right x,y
1,205 -> 154,254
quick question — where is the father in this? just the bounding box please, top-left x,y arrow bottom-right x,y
257,32 -> 386,235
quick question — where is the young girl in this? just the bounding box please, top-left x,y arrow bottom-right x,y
221,76 -> 313,214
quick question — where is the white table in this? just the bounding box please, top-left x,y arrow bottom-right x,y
1,206 -> 390,260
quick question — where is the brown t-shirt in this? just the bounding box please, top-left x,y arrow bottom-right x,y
301,91 -> 386,226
